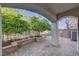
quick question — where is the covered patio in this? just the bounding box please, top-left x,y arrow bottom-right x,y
0,3 -> 79,56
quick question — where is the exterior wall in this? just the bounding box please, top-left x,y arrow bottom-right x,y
59,29 -> 70,38
59,29 -> 77,38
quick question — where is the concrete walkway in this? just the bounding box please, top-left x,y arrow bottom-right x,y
59,37 -> 78,56
8,36 -> 78,56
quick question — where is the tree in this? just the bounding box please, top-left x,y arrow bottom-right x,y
27,16 -> 51,36
2,8 -> 29,35
65,19 -> 70,29
2,7 -> 51,41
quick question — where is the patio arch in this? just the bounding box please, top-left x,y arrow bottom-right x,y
1,3 -> 57,22
1,4 -> 59,46
58,16 -> 78,51
0,4 -> 59,56
58,16 -> 78,21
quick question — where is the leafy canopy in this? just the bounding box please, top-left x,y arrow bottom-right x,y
2,8 -> 29,35
2,8 -> 51,35
27,16 -> 51,32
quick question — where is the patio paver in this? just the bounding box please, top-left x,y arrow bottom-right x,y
8,36 -> 78,56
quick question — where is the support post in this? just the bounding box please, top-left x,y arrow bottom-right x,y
51,21 -> 59,47
77,20 -> 79,53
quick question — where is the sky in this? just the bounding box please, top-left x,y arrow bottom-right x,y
17,8 -> 40,17
58,19 -> 67,29
17,8 -> 67,29
5,7 -> 66,29
16,8 -> 52,25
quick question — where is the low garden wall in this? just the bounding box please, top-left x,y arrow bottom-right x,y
2,37 -> 38,56
2,32 -> 50,56
2,36 -> 44,55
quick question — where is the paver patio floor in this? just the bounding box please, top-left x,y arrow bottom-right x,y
9,36 -> 78,56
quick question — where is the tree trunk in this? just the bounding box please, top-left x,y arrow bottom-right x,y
36,31 -> 40,37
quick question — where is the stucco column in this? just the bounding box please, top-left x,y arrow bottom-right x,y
51,21 -> 59,47
78,20 -> 79,53
0,5 -> 2,56
77,29 -> 79,52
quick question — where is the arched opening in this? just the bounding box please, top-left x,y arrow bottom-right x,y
2,7 -> 54,56
58,16 -> 78,55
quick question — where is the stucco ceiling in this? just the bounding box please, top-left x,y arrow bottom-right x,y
1,3 -> 79,15
47,3 -> 79,14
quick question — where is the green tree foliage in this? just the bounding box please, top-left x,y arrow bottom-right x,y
2,8 -> 29,35
27,16 -> 51,35
2,8 -> 51,36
